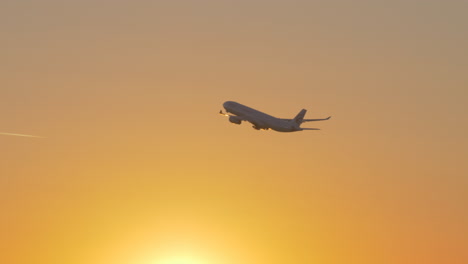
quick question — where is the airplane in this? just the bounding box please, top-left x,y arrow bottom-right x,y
219,101 -> 331,132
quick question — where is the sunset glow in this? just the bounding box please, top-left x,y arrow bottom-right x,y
2,1 -> 467,264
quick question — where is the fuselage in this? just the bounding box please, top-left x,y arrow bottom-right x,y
223,101 -> 300,132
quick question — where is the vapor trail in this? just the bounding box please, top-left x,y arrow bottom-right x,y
0,132 -> 44,138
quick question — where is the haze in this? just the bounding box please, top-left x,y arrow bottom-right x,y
1,1 -> 467,264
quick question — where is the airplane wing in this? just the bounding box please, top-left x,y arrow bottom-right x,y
219,110 -> 248,120
219,110 -> 231,116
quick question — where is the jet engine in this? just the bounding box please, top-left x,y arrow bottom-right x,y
229,116 -> 242,124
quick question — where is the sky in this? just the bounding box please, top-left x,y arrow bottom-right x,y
1,0 -> 467,263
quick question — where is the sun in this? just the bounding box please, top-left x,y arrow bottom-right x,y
159,257 -> 192,264
155,256 -> 205,264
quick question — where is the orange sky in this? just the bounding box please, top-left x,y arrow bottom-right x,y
1,1 -> 467,263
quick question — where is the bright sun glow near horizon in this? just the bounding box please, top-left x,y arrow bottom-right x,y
2,1 -> 467,264
133,249 -> 212,264
154,256 -> 205,264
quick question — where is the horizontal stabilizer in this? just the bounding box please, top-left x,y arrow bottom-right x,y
301,128 -> 320,130
302,116 -> 331,122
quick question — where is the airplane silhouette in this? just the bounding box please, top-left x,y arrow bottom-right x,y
220,101 -> 331,132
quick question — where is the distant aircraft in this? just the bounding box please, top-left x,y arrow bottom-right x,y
220,101 -> 331,132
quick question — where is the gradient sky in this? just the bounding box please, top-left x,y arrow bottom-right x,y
1,1 -> 467,264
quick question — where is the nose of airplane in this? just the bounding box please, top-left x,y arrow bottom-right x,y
223,101 -> 236,109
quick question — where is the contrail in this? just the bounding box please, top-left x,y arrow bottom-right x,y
0,132 -> 44,138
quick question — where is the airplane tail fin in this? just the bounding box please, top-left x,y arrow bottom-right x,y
294,109 -> 307,124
